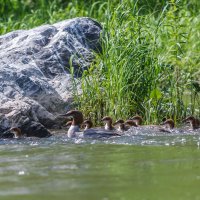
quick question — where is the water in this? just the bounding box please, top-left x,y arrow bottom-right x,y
1,127 -> 200,200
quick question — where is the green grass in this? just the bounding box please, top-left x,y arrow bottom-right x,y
1,0 -> 200,125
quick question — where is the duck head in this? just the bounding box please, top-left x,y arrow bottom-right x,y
101,116 -> 113,130
183,116 -> 195,123
62,110 -> 83,126
82,120 -> 93,130
131,115 -> 143,126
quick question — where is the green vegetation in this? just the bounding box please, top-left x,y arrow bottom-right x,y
1,0 -> 200,124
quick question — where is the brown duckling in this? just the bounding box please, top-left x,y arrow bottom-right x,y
183,116 -> 200,130
101,116 -> 114,130
159,119 -> 175,133
131,115 -> 143,126
113,119 -> 128,132
82,119 -> 93,130
10,127 -> 23,139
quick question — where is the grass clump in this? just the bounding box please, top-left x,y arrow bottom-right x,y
73,0 -> 200,124
0,0 -> 199,124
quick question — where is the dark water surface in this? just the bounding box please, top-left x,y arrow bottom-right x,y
1,128 -> 200,200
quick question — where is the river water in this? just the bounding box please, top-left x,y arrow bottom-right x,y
1,127 -> 200,200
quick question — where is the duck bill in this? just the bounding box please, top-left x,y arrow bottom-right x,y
58,114 -> 73,121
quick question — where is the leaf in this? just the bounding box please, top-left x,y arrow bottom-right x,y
150,88 -> 162,100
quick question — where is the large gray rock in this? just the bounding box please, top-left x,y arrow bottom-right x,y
0,17 -> 102,137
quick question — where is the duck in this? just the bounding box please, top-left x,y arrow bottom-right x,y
113,119 -> 128,132
159,119 -> 175,133
128,116 -> 175,133
0,127 -> 23,139
101,116 -> 114,130
130,116 -> 167,130
60,110 -> 83,138
10,127 -> 45,139
82,119 -> 93,130
183,116 -> 200,130
10,127 -> 23,139
131,115 -> 143,126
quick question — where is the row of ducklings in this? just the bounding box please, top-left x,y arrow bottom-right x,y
62,110 -> 200,138
8,110 -> 200,139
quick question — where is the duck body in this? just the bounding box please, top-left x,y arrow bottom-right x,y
117,124 -> 126,132
83,128 -> 120,138
63,121 -> 77,137
68,125 -> 80,138
130,116 -> 162,129
83,119 -> 120,138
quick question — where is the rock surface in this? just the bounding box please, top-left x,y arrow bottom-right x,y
0,17 -> 102,137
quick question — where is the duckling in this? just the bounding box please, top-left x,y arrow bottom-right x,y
101,116 -> 114,130
113,119 -> 128,132
10,127 -> 23,139
131,115 -> 143,126
183,116 -> 200,130
159,119 -> 175,133
131,116 -> 163,129
82,119 -> 93,130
